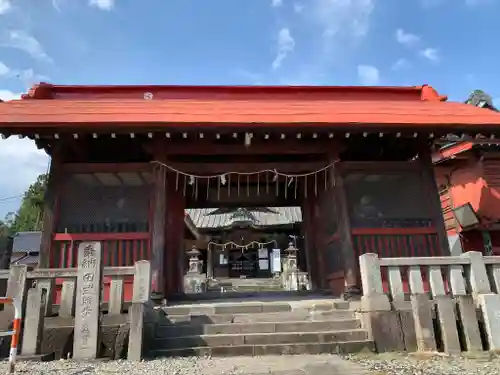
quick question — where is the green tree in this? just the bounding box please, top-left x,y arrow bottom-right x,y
8,174 -> 48,234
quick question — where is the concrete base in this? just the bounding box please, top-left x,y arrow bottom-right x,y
17,352 -> 55,362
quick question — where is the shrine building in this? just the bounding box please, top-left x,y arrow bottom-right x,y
1,83 -> 500,299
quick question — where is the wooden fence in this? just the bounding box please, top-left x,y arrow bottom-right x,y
358,251 -> 500,353
0,241 -> 153,361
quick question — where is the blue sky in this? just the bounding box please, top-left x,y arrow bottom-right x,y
0,0 -> 499,217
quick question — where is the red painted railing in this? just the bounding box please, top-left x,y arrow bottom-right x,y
51,232 -> 150,268
352,228 -> 441,293
50,232 -> 150,303
326,227 -> 441,295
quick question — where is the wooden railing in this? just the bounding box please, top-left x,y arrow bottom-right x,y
358,251 -> 500,354
52,232 -> 150,268
0,242 -> 154,361
50,233 -> 150,303
352,227 -> 441,293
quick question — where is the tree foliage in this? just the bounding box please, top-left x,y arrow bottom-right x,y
6,174 -> 48,235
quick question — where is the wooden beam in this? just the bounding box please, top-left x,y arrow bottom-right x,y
340,161 -> 421,172
158,140 -> 337,156
150,165 -> 166,295
333,162 -> 360,298
62,162 -> 152,173
164,161 -> 327,174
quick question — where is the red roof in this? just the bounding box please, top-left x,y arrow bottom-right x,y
1,83 -> 499,131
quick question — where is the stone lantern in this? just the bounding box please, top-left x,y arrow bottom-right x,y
186,245 -> 202,275
284,242 -> 299,291
184,245 -> 206,294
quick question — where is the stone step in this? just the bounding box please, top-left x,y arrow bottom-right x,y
163,300 -> 349,316
153,339 -> 375,357
154,329 -> 369,349
156,319 -> 361,337
162,309 -> 357,325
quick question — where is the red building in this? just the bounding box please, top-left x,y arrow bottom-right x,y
434,139 -> 500,255
433,91 -> 500,256
1,83 -> 500,298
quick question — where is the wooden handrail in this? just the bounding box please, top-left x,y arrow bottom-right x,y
54,232 -> 149,241
0,266 -> 136,280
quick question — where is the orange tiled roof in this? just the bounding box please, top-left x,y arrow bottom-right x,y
0,83 -> 499,130
1,99 -> 500,129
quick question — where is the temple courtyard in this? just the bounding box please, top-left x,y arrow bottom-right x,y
1,353 -> 499,375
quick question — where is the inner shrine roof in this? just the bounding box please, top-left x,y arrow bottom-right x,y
1,83 -> 500,133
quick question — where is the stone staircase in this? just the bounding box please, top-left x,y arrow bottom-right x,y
152,299 -> 374,357
207,278 -> 284,293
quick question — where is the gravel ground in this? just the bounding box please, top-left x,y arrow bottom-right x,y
343,352 -> 500,375
2,353 -> 500,375
0,355 -> 368,375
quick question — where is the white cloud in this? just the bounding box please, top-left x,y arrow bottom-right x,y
52,0 -> 62,12
0,63 -> 49,89
293,2 -> 305,12
1,30 -> 52,63
0,90 -> 20,101
419,47 -> 440,62
271,0 -> 283,6
89,0 -> 115,10
0,90 -> 49,217
0,0 -> 11,14
357,64 -> 380,85
0,137 -> 49,217
395,29 -> 421,48
316,0 -> 375,42
0,61 -> 9,76
391,58 -> 410,70
272,28 -> 295,70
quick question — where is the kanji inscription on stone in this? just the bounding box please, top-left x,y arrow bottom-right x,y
73,242 -> 103,360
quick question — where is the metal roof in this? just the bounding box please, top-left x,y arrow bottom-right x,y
12,231 -> 42,253
186,207 -> 302,229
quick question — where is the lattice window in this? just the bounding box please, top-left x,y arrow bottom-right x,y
57,173 -> 151,233
344,172 -> 433,228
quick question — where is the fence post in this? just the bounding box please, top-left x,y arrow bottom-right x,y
73,242 -> 103,360
358,253 -> 404,351
21,288 -> 46,356
6,265 -> 28,317
59,279 -> 76,318
128,261 -> 152,361
448,264 -> 483,352
463,251 -> 500,350
428,266 -> 460,353
409,266 -> 437,352
36,279 -> 55,317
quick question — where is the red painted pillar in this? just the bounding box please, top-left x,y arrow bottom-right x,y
164,173 -> 186,296
150,164 -> 166,295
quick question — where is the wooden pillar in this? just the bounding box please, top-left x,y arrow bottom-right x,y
150,164 -> 166,295
301,195 -> 317,289
332,163 -> 360,298
39,149 -> 61,269
420,144 -> 451,255
165,173 -> 185,295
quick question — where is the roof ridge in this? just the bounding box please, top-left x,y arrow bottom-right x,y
20,82 -> 437,100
